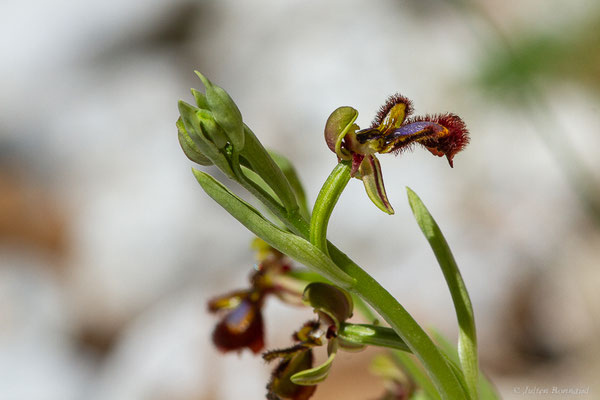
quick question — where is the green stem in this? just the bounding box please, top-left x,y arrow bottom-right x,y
328,246 -> 468,400
212,158 -> 467,399
304,162 -> 467,400
309,161 -> 352,256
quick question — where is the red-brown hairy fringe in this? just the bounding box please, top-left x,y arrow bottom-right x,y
370,93 -> 414,128
404,113 -> 469,164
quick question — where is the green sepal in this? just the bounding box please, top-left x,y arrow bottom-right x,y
191,88 -> 209,109
407,187 -> 478,400
302,282 -> 353,328
359,155 -> 394,214
193,170 -> 356,289
324,106 -> 358,160
291,340 -> 338,385
194,71 -> 245,152
176,118 -> 213,166
177,100 -> 234,178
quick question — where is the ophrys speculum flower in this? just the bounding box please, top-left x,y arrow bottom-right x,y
325,94 -> 469,214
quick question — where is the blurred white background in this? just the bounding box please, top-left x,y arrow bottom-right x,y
1,0 -> 600,399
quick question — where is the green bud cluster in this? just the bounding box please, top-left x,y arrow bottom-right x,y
177,71 -> 303,215
177,71 -> 246,177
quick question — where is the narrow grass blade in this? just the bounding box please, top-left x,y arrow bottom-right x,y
407,187 -> 478,400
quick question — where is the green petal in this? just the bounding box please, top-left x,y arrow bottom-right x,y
324,106 -> 358,159
359,155 -> 394,214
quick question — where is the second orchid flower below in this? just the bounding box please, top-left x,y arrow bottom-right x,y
324,95 -> 469,214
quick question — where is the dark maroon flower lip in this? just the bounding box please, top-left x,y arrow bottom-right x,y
264,320 -> 323,400
212,297 -> 265,354
208,241 -> 307,354
402,113 -> 470,167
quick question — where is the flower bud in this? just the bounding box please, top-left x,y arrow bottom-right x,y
195,71 -> 245,151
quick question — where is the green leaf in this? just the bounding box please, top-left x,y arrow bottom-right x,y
194,71 -> 245,151
303,282 -> 353,328
392,351 -> 442,400
431,330 -> 501,400
176,118 -> 213,166
291,340 -> 338,385
338,323 -> 411,353
406,187 -> 478,400
239,125 -> 299,213
193,170 -> 355,289
269,150 -> 310,219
